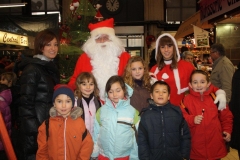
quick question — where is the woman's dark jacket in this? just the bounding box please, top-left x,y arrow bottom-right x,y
17,56 -> 60,160
138,102 -> 191,160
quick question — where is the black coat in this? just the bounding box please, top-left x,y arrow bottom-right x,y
16,56 -> 60,160
138,102 -> 191,160
229,63 -> 240,151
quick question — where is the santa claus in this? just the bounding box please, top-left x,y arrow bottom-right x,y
68,18 -> 130,101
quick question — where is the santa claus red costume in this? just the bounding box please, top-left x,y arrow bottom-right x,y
150,33 -> 226,109
68,18 -> 130,101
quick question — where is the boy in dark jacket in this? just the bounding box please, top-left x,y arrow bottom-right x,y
138,81 -> 191,160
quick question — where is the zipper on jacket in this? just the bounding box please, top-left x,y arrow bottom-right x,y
160,110 -> 166,154
200,92 -> 203,101
64,117 -> 67,160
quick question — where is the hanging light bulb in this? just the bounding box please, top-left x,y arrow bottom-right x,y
70,4 -> 75,11
73,1 -> 79,7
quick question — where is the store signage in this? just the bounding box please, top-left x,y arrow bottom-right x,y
193,25 -> 209,47
0,31 -> 28,46
200,0 -> 240,23
174,11 -> 213,40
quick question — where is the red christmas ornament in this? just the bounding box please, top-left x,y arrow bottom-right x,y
146,35 -> 155,48
66,55 -> 69,60
77,15 -> 82,20
95,10 -> 103,21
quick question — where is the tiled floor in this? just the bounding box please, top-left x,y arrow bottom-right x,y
222,148 -> 239,160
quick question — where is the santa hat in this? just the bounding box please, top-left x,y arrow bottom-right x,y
88,18 -> 115,38
52,84 -> 75,106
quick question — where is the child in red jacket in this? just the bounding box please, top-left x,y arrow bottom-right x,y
36,84 -> 93,160
180,70 -> 233,159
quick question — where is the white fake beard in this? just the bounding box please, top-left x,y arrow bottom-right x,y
84,41 -> 123,100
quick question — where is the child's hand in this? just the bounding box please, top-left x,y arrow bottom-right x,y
223,132 -> 231,142
194,115 -> 203,124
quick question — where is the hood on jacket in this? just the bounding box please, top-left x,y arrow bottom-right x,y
49,106 -> 83,120
0,89 -> 12,105
154,33 -> 180,62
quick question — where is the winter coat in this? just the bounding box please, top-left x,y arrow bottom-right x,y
0,89 -> 12,151
229,62 -> 240,150
138,101 -> 191,160
68,52 -> 130,90
150,60 -> 195,106
16,56 -> 60,160
181,85 -> 233,159
91,85 -> 140,160
36,107 -> 93,160
130,84 -> 150,112
210,56 -> 235,103
77,96 -> 101,135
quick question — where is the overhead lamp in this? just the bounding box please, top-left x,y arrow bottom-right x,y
0,3 -> 27,8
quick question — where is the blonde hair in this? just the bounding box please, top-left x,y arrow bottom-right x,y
0,72 -> 17,86
75,72 -> 100,99
123,56 -> 151,91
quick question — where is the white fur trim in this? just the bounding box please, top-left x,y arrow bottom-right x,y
152,66 -> 188,95
173,69 -> 181,94
162,73 -> 169,79
155,33 -> 180,61
91,27 -> 115,38
154,67 -> 159,75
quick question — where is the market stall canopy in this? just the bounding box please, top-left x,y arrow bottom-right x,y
174,10 -> 213,41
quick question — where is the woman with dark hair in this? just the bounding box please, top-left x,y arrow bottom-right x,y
150,33 -> 226,109
15,29 -> 60,160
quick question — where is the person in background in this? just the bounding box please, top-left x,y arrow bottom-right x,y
0,84 -> 12,160
0,72 -> 17,88
0,55 -> 7,70
36,84 -> 93,160
13,51 -> 24,78
148,49 -> 156,70
149,33 -> 226,109
75,72 -> 101,136
207,56 -> 213,67
138,80 -> 191,160
182,51 -> 198,69
229,62 -> 240,159
210,43 -> 235,103
0,72 -> 18,126
180,70 -> 233,160
3,56 -> 15,72
91,76 -> 139,160
123,56 -> 151,112
68,18 -> 130,102
16,29 -> 60,160
180,46 -> 189,59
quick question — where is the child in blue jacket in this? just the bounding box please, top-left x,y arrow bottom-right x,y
91,76 -> 139,160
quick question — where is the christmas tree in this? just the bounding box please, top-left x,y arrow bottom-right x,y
58,0 -> 97,83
